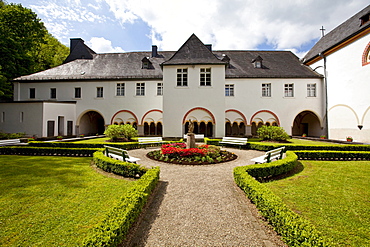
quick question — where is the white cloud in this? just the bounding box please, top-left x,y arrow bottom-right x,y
87,37 -> 125,53
102,0 -> 369,55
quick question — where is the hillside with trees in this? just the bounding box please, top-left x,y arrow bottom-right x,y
0,0 -> 69,100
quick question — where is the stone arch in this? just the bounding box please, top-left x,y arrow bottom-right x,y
292,110 -> 323,137
225,109 -> 247,137
250,110 -> 280,126
183,107 -> 215,137
77,110 -> 105,136
111,110 -> 138,127
362,41 -> 370,66
141,109 -> 163,136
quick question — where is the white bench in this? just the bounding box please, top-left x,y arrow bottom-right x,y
104,145 -> 140,163
138,137 -> 164,147
0,139 -> 21,146
251,147 -> 285,164
183,134 -> 205,140
219,137 -> 248,148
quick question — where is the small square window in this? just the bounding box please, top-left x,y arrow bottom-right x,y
157,83 -> 163,95
29,88 -> 35,99
50,88 -> 56,99
74,87 -> 81,98
116,83 -> 125,96
200,68 -> 211,86
136,83 -> 145,96
225,84 -> 234,96
307,84 -> 316,97
177,68 -> 188,86
284,84 -> 294,97
262,83 -> 271,97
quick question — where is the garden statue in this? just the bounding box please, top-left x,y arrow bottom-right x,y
186,119 -> 196,148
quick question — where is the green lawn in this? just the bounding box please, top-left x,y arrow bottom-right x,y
75,137 -> 110,143
266,160 -> 370,246
0,155 -> 135,246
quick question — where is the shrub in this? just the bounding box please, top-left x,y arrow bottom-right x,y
257,126 -> 290,141
104,124 -> 138,141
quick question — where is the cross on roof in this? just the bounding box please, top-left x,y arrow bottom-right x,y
320,26 -> 326,37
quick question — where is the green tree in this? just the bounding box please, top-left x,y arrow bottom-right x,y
0,2 -> 69,99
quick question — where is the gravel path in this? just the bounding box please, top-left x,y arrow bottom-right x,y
123,148 -> 286,247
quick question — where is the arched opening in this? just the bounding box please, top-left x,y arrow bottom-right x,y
251,122 -> 257,136
292,111 -> 322,137
157,122 -> 163,136
206,122 -> 213,137
239,122 -> 245,136
232,122 -> 239,136
79,111 -> 105,136
149,122 -> 156,135
225,122 -> 232,136
199,122 -> 206,134
144,122 -> 149,135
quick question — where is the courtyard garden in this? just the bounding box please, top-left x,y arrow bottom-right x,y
0,155 -> 135,246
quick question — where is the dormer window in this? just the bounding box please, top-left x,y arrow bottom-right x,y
252,56 -> 263,68
360,13 -> 370,26
222,54 -> 232,68
141,57 -> 153,69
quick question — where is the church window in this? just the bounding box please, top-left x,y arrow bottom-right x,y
50,88 -> 56,99
29,88 -> 35,99
225,84 -> 234,96
284,83 -> 294,97
307,84 -> 316,97
157,83 -> 163,95
96,87 -> 103,98
262,83 -> 271,97
116,83 -> 125,96
136,83 -> 145,96
200,68 -> 211,86
177,68 -> 188,86
74,87 -> 81,98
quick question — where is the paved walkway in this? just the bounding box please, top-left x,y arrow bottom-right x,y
123,148 -> 286,247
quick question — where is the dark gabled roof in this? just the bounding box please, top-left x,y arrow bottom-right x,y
303,4 -> 370,64
215,51 -> 322,78
14,52 -> 175,81
162,34 -> 226,65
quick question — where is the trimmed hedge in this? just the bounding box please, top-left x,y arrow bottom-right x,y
28,141 -> 141,149
93,151 -> 148,178
0,146 -> 101,156
295,150 -> 370,160
82,166 -> 160,246
234,151 -> 331,246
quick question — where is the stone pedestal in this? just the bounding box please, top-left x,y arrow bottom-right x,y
186,133 -> 196,149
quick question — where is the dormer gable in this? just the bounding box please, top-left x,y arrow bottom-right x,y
251,56 -> 263,68
141,57 -> 153,69
360,12 -> 370,26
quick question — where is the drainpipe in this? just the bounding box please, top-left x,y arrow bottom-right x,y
319,53 -> 329,138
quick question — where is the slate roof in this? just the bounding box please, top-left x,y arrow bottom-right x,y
303,4 -> 370,64
14,35 -> 322,82
162,34 -> 226,65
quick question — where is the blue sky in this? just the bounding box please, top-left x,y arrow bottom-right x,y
11,0 -> 370,58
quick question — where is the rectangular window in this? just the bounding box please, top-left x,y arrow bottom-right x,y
284,83 -> 294,97
225,84 -> 234,96
67,121 -> 73,136
29,88 -> 35,99
1,112 -> 5,122
136,83 -> 145,96
116,83 -> 125,96
74,87 -> 81,98
262,83 -> 271,97
50,88 -> 56,99
177,68 -> 188,86
96,87 -> 103,98
307,83 -> 316,97
157,83 -> 163,95
20,112 -> 24,123
200,68 -> 211,86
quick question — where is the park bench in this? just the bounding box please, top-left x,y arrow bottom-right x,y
183,134 -> 205,140
219,137 -> 248,148
138,137 -> 165,147
251,146 -> 285,164
0,139 -> 21,146
104,145 -> 140,163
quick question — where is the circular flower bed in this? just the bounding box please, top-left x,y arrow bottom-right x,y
146,143 -> 237,165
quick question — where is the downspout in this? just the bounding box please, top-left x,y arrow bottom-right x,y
319,53 -> 329,138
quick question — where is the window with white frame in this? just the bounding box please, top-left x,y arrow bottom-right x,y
157,83 -> 163,95
307,83 -> 316,97
136,83 -> 145,96
200,68 -> 211,86
284,83 -> 294,97
262,83 -> 271,97
50,88 -> 56,99
225,84 -> 234,96
96,87 -> 103,98
74,87 -> 81,98
116,83 -> 125,96
177,68 -> 188,86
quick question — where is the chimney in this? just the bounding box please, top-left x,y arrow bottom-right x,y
205,44 -> 212,51
152,45 -> 158,57
70,38 -> 84,53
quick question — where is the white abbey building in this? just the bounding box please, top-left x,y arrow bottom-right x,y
0,5 -> 369,141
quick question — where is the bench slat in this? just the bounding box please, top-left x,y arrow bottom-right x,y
251,147 -> 285,164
